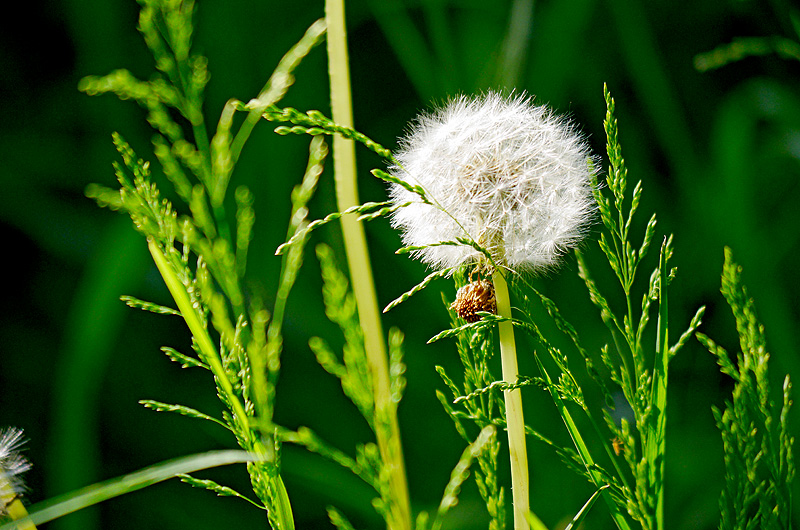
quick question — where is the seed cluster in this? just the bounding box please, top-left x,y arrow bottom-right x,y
450,280 -> 497,322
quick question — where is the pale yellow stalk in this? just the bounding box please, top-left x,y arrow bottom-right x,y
1,494 -> 37,530
324,1 -> 411,529
493,270 -> 530,530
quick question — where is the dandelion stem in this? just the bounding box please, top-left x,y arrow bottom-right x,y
493,270 -> 530,530
325,2 -> 411,529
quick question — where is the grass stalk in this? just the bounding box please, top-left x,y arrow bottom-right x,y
492,270 -> 530,530
649,239 -> 670,530
532,356 -> 632,530
324,1 -> 412,529
147,239 -> 295,529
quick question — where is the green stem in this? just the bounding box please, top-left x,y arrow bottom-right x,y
649,239 -> 670,530
325,2 -> 411,530
492,270 -> 530,530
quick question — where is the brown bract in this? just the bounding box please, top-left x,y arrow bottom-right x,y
450,280 -> 497,322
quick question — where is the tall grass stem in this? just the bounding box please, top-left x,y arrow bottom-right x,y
324,2 -> 412,529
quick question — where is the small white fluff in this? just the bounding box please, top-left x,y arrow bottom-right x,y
0,427 -> 30,508
389,92 -> 597,271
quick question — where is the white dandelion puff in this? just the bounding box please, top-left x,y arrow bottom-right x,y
388,91 -> 597,272
0,427 -> 31,516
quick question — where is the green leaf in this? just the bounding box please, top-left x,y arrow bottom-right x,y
327,506 -> 359,530
383,268 -> 453,313
452,376 -> 536,405
388,327 -> 407,404
428,317 -> 499,344
119,295 -> 181,316
370,168 -> 428,199
178,474 -> 264,509
0,451 -> 258,529
431,426 -> 495,530
563,485 -> 611,530
276,202 -> 387,255
160,346 -> 209,369
139,400 -> 230,430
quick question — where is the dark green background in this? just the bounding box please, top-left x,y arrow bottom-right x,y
2,0 -> 799,528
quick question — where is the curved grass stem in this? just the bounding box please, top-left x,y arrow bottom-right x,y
147,240 -> 295,529
492,270 -> 530,530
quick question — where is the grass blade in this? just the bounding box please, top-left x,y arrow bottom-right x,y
0,451 -> 257,529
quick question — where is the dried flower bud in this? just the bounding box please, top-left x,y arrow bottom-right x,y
450,280 -> 497,322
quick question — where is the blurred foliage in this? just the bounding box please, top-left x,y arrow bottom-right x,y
1,0 -> 799,529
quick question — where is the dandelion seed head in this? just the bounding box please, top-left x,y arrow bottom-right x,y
389,92 -> 597,271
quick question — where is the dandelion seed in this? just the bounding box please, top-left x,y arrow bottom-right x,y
388,91 -> 597,272
0,427 -> 31,518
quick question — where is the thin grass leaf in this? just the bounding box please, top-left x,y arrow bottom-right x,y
414,512 -> 430,530
428,318 -> 499,344
563,485 -> 610,530
231,18 -> 327,163
395,240 -> 464,256
139,400 -> 230,431
383,268 -> 453,313
646,237 -> 671,530
160,346 -> 209,369
178,474 -> 265,509
119,295 -> 181,316
431,426 -> 495,530
234,186 -> 255,278
327,506 -> 359,530
0,451 -> 258,530
669,306 -> 705,359
388,327 -> 407,404
370,168 -> 428,199
533,355 -> 632,530
280,427 -> 374,490
275,202 -> 386,255
452,376 -> 536,405
694,36 -> 800,72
